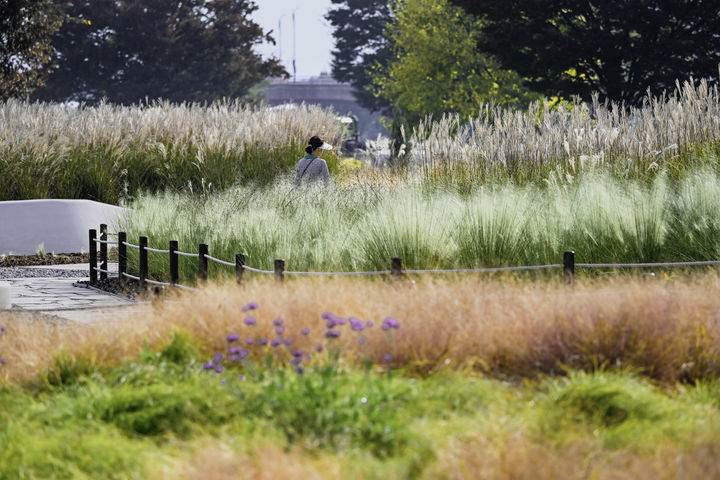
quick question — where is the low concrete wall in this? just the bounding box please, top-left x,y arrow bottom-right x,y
0,199 -> 127,255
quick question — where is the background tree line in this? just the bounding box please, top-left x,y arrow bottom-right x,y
1,0 -> 285,103
328,0 -> 720,140
3,0 -> 720,128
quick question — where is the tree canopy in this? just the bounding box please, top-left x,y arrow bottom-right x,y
450,0 -> 720,105
34,0 -> 286,104
326,0 -> 393,112
0,0 -> 62,100
373,0 -> 538,127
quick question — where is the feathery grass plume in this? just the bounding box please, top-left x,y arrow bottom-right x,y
0,99 -> 341,203
124,168 -> 720,281
410,73 -> 720,185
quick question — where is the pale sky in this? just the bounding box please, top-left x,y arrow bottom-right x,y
251,0 -> 335,79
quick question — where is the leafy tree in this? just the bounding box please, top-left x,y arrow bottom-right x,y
326,0 -> 393,112
0,0 -> 63,100
34,0 -> 286,104
450,0 -> 720,105
373,0 -> 538,128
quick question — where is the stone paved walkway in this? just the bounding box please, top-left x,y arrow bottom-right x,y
2,263 -> 149,323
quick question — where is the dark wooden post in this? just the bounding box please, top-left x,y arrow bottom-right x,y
169,240 -> 179,286
89,229 -> 97,285
564,251 -> 575,286
236,253 -> 245,285
139,236 -> 148,289
118,232 -> 127,287
274,259 -> 285,283
198,244 -> 208,283
99,224 -> 108,281
391,257 -> 403,278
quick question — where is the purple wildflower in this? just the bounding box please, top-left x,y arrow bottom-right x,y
270,338 -> 283,348
259,338 -> 269,346
321,312 -> 335,320
382,317 -> 401,330
366,321 -> 374,328
226,333 -> 239,343
284,338 -> 293,346
0,325 -> 5,333
301,327 -> 310,336
238,348 -> 249,359
315,344 -> 324,353
229,354 -> 239,362
214,365 -> 224,373
291,356 -> 303,366
326,318 -> 336,329
382,353 -> 392,363
358,337 -> 366,345
349,317 -> 364,331
243,316 -> 257,326
275,326 -> 285,335
213,352 -> 223,364
273,318 -> 284,326
203,362 -> 214,370
246,338 -> 254,345
228,346 -> 242,355
237,375 -> 245,381
325,330 -> 341,339
335,317 -> 347,326
292,349 -> 304,357
242,302 -> 259,312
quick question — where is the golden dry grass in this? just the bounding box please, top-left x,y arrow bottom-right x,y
152,433 -> 720,480
2,274 -> 720,384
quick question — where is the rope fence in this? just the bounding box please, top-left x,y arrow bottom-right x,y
88,225 -> 720,292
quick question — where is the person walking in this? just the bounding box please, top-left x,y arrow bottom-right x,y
295,136 -> 333,186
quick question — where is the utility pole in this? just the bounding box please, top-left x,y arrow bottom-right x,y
292,9 -> 297,83
278,14 -> 286,64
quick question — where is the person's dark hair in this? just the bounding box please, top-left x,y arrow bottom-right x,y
305,136 -> 324,154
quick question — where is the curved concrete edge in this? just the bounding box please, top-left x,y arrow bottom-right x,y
0,199 -> 128,255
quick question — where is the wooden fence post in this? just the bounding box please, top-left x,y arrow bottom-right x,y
236,253 -> 245,285
198,244 -> 208,283
274,259 -> 285,283
169,240 -> 179,286
89,229 -> 97,285
118,232 -> 127,287
391,257 -> 403,278
99,224 -> 108,281
564,251 -> 575,286
139,236 -> 148,290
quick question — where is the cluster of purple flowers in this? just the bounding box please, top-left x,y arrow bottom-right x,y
0,325 -> 6,366
203,302 -> 402,377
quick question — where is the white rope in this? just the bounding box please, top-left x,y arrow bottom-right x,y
93,267 -> 115,274
176,251 -> 199,258
145,246 -> 170,254
92,238 -> 118,245
242,265 -> 275,274
145,278 -> 171,286
122,272 -> 140,280
205,254 -> 236,267
122,241 -> 140,249
576,260 -> 720,268
175,283 -> 199,291
285,270 -> 392,276
403,264 -> 563,274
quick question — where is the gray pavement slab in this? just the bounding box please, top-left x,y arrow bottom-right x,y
1,276 -> 149,323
